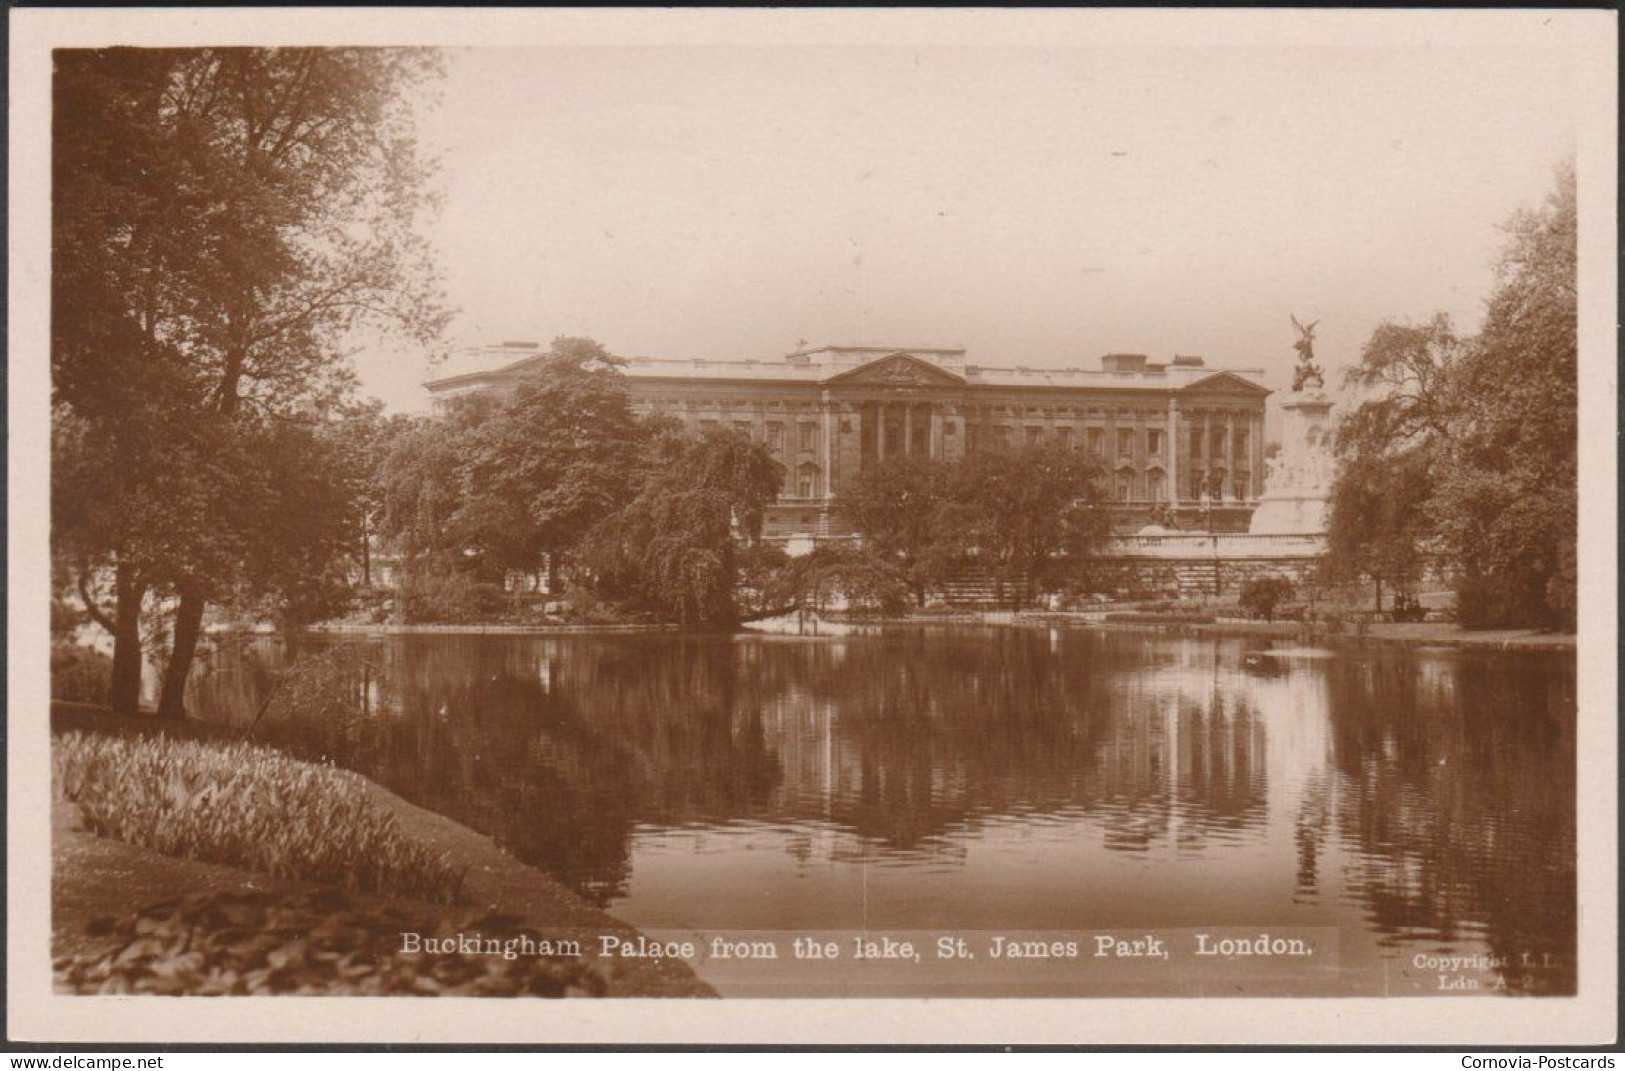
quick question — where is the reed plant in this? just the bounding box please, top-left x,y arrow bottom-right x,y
54,732 -> 464,903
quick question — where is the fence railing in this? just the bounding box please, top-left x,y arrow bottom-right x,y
1107,532 -> 1325,559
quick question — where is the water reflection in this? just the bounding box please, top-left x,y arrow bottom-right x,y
188,627 -> 1575,995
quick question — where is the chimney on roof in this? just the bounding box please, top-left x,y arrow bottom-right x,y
1101,353 -> 1148,373
1172,354 -> 1205,367
500,340 -> 540,348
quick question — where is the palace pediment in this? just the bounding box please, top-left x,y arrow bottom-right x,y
821,351 -> 968,389
1177,371 -> 1272,397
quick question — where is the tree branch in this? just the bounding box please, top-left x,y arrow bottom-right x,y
76,565 -> 116,636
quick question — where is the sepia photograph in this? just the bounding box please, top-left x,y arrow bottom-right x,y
8,6 -> 1617,1048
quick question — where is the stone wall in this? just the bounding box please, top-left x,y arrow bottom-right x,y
1096,532 -> 1324,601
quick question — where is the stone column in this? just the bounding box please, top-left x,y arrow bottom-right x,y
821,397 -> 836,500
876,401 -> 887,462
1251,413 -> 1264,500
930,407 -> 943,459
1223,413 -> 1235,500
1105,407 -> 1119,499
903,404 -> 914,457
1167,398 -> 1180,506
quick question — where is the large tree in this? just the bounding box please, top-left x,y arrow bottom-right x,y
1323,445 -> 1435,612
53,48 -> 447,716
1326,315 -> 1461,612
239,405 -> 389,630
948,442 -> 1112,609
589,427 -> 783,627
835,454 -> 961,606
53,50 -> 200,713
1434,162 -> 1577,628
379,338 -> 645,594
471,338 -> 645,590
1328,162 -> 1576,630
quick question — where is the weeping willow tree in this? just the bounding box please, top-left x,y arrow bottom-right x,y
588,426 -> 783,627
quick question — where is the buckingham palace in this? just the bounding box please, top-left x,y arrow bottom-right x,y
426,343 -> 1271,543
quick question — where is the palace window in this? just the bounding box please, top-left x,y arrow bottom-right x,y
1087,428 -> 1104,456
766,422 -> 784,452
1115,467 -> 1136,501
1146,468 -> 1167,503
1147,428 -> 1163,457
799,423 -> 817,452
1190,470 -> 1206,500
1026,425 -> 1043,444
796,462 -> 822,498
1116,428 -> 1135,458
699,419 -> 719,432
1056,426 -> 1075,449
734,420 -> 753,438
1233,427 -> 1249,457
1208,468 -> 1227,499
1211,428 -> 1227,457
1234,471 -> 1250,500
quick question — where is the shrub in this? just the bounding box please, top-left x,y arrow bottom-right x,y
1239,576 -> 1295,622
52,644 -> 112,704
769,545 -> 910,617
55,889 -> 608,997
54,732 -> 464,903
397,567 -> 507,624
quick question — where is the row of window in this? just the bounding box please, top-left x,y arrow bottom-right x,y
695,417 -> 1255,461
972,423 -> 1252,458
699,418 -> 819,453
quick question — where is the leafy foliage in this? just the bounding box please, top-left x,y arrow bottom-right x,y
55,889 -> 608,997
834,442 -> 1111,609
834,455 -> 961,606
948,442 -> 1113,608
52,48 -> 448,715
1324,445 -> 1434,610
1239,576 -> 1295,622
767,544 -> 911,616
588,427 -> 783,626
396,566 -> 509,625
55,731 -> 464,902
1329,163 -> 1575,629
380,339 -> 646,589
51,644 -> 115,704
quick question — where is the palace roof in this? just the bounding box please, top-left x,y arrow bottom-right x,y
424,342 -> 1269,395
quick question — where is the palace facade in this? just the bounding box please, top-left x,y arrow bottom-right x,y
426,343 -> 1271,543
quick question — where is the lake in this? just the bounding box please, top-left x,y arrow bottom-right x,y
186,625 -> 1576,998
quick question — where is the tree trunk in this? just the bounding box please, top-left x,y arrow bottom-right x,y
107,562 -> 147,716
546,551 -> 560,595
1374,576 -> 1384,615
156,584 -> 206,719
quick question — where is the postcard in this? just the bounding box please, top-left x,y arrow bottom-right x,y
8,7 -> 1617,1047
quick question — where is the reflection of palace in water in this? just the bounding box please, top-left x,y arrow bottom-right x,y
192,629 -> 1577,994
752,635 -> 1278,856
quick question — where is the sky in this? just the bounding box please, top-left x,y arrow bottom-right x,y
356,43 -> 1578,413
